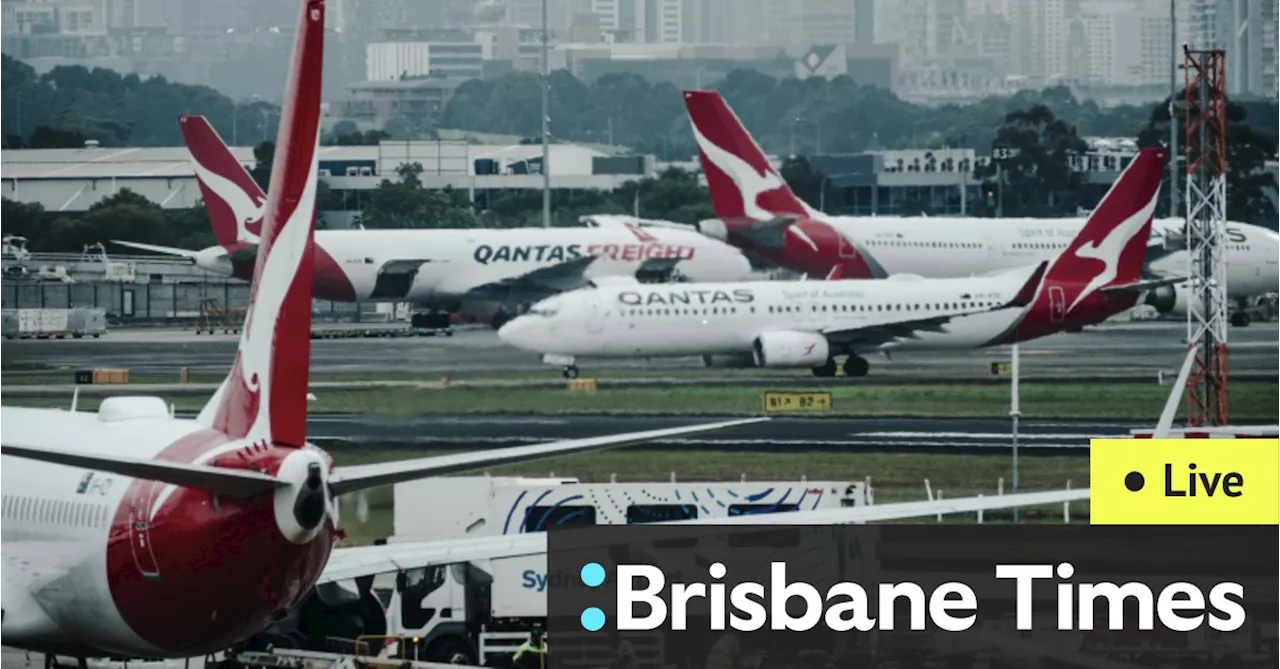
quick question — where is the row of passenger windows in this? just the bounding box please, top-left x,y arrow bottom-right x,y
868,240 -> 983,249
1013,242 -> 1069,250
621,300 -> 999,319
1014,242 -> 1255,252
1,494 -> 110,529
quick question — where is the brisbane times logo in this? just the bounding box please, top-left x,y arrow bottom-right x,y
570,561 -> 1247,634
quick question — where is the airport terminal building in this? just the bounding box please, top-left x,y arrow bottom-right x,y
1,139 -> 1146,226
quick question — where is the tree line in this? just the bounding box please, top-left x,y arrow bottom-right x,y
8,51 -> 1276,159
3,52 -> 1275,241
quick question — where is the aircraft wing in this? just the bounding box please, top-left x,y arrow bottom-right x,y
0,442 -> 285,498
111,239 -> 259,263
316,487 -> 1087,583
327,417 -> 768,496
465,255 -> 601,300
1100,275 -> 1187,294
3,417 -> 769,499
110,240 -> 200,260
825,261 -> 1047,350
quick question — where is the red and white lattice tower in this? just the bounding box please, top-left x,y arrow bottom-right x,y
1181,46 -> 1229,427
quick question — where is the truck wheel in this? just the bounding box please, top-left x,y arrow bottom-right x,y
430,639 -> 477,665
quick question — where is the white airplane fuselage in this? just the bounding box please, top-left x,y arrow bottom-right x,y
212,226 -> 754,308
705,215 -> 1279,303
0,404 -> 335,658
498,272 -> 1048,364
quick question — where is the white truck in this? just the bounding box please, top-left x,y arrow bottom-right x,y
2,307 -> 107,339
379,474 -> 872,665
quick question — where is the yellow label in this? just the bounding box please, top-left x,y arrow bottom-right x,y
989,362 -> 1012,375
762,391 -> 832,412
1090,438 -> 1280,525
567,379 -> 598,393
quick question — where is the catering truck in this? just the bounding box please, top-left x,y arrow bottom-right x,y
379,475 -> 872,665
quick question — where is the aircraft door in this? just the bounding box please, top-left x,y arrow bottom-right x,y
1048,285 -> 1066,323
128,481 -> 162,581
838,233 -> 859,259
585,291 -> 605,334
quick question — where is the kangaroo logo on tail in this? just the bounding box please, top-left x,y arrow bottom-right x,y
190,158 -> 267,244
180,115 -> 270,247
1043,147 -> 1167,319
683,90 -> 817,221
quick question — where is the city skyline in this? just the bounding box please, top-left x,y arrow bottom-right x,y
2,0 -> 1275,108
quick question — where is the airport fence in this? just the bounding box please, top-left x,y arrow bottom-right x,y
0,279 -> 378,327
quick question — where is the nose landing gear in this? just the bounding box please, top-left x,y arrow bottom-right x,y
562,365 -> 580,379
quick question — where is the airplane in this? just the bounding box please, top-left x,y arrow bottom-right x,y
496,148 -> 1177,378
682,90 -> 1280,327
111,116 -> 753,330
0,2 -> 768,662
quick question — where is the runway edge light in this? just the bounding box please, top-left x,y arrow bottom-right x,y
1089,438 -> 1280,525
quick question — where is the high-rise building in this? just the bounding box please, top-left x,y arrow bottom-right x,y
506,0 -> 592,35
1008,0 -> 1066,79
682,0 -> 772,45
590,0 -> 682,43
778,0 -> 857,46
874,0 -> 969,64
1078,0 -> 1165,86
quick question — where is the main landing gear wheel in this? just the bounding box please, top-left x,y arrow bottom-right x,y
1231,311 -> 1251,327
562,365 -> 580,379
844,356 -> 870,377
811,358 -> 839,378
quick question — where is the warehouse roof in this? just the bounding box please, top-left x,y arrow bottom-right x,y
1,142 -> 610,180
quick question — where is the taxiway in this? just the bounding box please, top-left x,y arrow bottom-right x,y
4,321 -> 1276,378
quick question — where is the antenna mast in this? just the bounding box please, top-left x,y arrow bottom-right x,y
1181,45 -> 1229,426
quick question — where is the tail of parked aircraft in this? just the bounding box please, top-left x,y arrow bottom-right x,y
1041,147 -> 1167,314
197,0 -> 324,448
682,90 -> 819,221
179,115 -> 269,248
999,148 -> 1170,344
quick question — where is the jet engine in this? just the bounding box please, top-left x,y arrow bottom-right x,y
1145,283 -> 1202,316
751,331 -> 830,368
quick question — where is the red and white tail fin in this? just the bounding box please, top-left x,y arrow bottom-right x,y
179,115 -> 268,247
682,90 -> 818,221
1042,147 -> 1167,314
200,0 -> 325,449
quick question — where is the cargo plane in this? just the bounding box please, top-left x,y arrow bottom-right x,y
112,119 -> 752,329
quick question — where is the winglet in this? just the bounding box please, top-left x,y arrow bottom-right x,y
1009,261 -> 1049,308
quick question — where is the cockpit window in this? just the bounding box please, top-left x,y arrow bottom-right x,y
527,307 -> 557,317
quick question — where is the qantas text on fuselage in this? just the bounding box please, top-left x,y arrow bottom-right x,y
473,242 -> 697,265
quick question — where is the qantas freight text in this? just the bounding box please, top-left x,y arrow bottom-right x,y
472,243 -> 697,265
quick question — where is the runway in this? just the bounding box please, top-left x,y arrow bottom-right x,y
4,321 -> 1277,379
239,413 -> 1180,453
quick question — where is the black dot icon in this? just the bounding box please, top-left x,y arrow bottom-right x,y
1124,471 -> 1145,492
